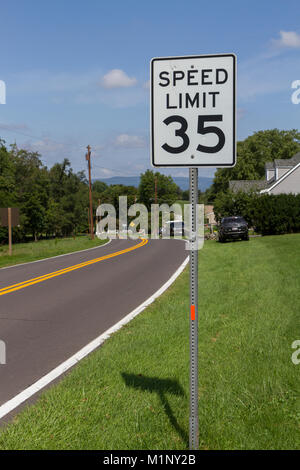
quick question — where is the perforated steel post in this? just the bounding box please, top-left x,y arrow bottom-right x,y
189,167 -> 199,450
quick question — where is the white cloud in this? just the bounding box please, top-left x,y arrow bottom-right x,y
238,51 -> 299,101
23,137 -> 77,160
76,87 -> 147,108
237,108 -> 246,120
6,68 -> 144,108
273,30 -> 300,49
114,134 -> 146,148
101,69 -> 137,89
94,166 -> 117,178
0,122 -> 29,131
30,138 -> 66,153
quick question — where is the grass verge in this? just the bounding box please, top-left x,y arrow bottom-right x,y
0,234 -> 299,449
0,236 -> 108,268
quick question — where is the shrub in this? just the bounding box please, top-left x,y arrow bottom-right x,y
213,191 -> 300,235
253,194 -> 300,235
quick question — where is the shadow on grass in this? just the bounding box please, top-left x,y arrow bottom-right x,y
121,372 -> 188,446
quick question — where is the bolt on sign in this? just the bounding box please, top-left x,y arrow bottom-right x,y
151,54 -> 236,168
0,208 -> 20,227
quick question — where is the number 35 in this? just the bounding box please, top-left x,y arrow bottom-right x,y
162,115 -> 225,154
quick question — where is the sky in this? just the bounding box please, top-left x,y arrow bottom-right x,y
0,0 -> 300,180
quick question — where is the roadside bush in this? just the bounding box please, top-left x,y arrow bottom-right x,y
213,190 -> 258,225
253,193 -> 300,235
214,191 -> 300,235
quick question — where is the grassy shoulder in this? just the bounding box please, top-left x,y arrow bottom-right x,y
0,234 -> 299,450
0,236 -> 108,268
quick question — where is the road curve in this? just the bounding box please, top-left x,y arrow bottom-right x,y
0,238 -> 187,417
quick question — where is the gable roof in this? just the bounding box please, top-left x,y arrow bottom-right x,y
260,162 -> 300,193
230,152 -> 300,194
265,152 -> 300,170
229,180 -> 267,193
265,161 -> 275,170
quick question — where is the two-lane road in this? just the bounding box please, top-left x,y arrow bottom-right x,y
0,238 -> 187,418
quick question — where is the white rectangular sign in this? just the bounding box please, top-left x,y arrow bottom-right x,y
151,54 -> 236,168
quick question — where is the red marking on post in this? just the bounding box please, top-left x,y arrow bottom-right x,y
191,305 -> 195,321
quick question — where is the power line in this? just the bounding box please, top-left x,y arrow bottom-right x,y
0,126 -> 142,178
92,163 -> 138,177
0,126 -> 81,151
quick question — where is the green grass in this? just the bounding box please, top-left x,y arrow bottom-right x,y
0,236 -> 107,268
0,234 -> 299,450
175,199 -> 189,209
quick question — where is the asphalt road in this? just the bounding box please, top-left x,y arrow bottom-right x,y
0,238 -> 187,416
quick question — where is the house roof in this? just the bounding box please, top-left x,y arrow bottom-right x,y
260,162 -> 300,193
229,180 -> 267,193
204,205 -> 214,214
265,152 -> 300,169
230,152 -> 300,193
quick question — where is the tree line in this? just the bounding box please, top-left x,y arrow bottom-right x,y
2,128 -> 298,243
0,139 -> 187,244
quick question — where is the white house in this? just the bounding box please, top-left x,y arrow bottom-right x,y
260,154 -> 300,195
229,152 -> 300,195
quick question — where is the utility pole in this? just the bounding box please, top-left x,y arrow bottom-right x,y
97,199 -> 101,229
86,145 -> 94,239
87,207 -> 91,235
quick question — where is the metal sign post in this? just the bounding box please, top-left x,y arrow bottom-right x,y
150,53 -> 236,450
189,168 -> 198,449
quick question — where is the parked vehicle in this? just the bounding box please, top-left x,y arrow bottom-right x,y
218,216 -> 249,242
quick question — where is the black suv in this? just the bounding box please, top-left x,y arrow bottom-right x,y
218,216 -> 249,242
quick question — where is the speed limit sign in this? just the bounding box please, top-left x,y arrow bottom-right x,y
151,54 -> 236,167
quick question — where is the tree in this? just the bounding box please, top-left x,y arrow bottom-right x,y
10,145 -> 49,240
92,180 -> 108,194
48,159 -> 89,236
44,199 -> 64,237
138,170 -> 179,211
213,189 -> 258,225
0,139 -> 17,207
0,142 -> 94,242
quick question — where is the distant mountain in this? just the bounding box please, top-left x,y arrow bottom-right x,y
93,176 -> 213,191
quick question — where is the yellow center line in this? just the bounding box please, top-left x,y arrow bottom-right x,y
0,238 -> 148,296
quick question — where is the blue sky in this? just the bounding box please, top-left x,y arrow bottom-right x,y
0,0 -> 300,179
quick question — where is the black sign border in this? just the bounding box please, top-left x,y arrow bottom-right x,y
150,53 -> 236,168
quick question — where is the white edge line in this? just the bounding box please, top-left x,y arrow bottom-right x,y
0,239 -> 112,271
0,252 -> 189,420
